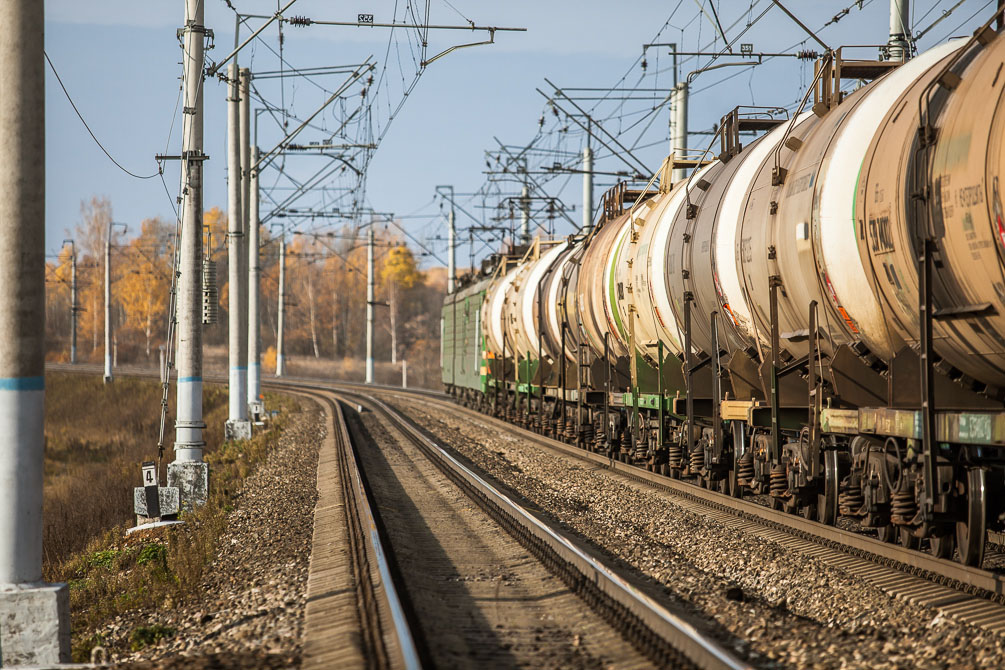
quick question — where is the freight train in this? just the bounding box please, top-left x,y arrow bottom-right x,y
441,15 -> 1005,567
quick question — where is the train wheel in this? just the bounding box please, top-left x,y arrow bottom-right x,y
929,533 -> 954,559
898,527 -> 919,550
717,479 -> 728,495
955,467 -> 987,567
817,450 -> 838,526
876,524 -> 896,543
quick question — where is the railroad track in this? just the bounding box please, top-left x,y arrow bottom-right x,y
48,365 -> 1005,647
278,379 -> 751,669
285,386 -> 423,670
339,384 -> 1005,634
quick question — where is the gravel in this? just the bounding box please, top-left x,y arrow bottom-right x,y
99,403 -> 322,669
387,396 -> 1005,670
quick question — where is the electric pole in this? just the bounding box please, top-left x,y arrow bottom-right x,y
225,61 -> 250,439
247,145 -> 261,417
887,0 -> 911,61
104,221 -> 127,383
520,185 -> 530,244
0,1 -> 71,664
671,81 -> 689,182
275,224 -> 286,377
239,67 -> 253,419
582,144 -> 593,232
169,0 -> 210,511
448,195 -> 456,293
63,239 -> 77,364
366,224 -> 375,384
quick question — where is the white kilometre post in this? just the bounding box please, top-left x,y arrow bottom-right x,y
276,229 -> 286,377
0,1 -> 71,664
169,0 -> 209,511
365,225 -> 375,384
225,62 -> 250,439
582,144 -> 593,232
447,206 -> 456,294
247,144 -> 262,416
671,82 -> 689,182
887,0 -> 910,61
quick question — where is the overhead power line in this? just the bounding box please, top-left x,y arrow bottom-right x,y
44,50 -> 161,180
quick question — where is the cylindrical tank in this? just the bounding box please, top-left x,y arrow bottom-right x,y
483,262 -> 520,358
575,212 -> 633,365
504,241 -> 568,366
856,35 -> 1005,393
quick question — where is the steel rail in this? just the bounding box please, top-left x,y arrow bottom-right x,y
328,386 -> 751,670
286,387 -> 424,670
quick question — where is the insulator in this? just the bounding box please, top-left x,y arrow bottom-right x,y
201,259 -> 218,325
797,50 -> 819,60
288,15 -> 313,27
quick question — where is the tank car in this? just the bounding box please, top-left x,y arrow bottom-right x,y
441,13 -> 1005,567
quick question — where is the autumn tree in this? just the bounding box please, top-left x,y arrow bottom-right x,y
381,243 -> 421,364
74,197 -> 113,355
118,217 -> 172,358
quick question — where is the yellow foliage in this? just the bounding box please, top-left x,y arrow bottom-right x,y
263,346 -> 277,373
381,244 -> 421,289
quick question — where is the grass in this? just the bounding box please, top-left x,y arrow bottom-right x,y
41,372 -> 299,662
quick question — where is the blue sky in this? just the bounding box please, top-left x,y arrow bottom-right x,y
44,1 -> 995,263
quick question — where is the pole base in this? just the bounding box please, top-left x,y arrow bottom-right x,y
225,419 -> 252,441
0,582 -> 71,667
167,461 -> 209,512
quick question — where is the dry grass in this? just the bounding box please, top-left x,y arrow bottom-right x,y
42,374 -> 228,576
42,372 -> 299,661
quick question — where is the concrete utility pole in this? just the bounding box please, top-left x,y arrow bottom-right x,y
247,144 -> 262,418
104,221 -> 127,383
169,0 -> 210,511
447,206 -> 456,293
520,185 -> 531,244
239,68 -> 254,419
671,82 -> 689,182
582,144 -> 593,232
365,224 -> 375,384
63,239 -> 77,364
0,1 -> 71,665
275,227 -> 286,377
887,0 -> 911,61
225,62 -> 250,439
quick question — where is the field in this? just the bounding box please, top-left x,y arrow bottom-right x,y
42,372 -> 298,660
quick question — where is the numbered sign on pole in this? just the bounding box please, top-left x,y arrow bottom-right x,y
142,461 -> 161,518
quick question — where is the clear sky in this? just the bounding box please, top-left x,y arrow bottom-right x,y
44,1 -> 996,264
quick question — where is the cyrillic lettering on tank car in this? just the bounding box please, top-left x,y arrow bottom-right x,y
868,214 -> 895,254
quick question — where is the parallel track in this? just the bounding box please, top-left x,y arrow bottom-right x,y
293,387 -> 424,670
275,379 -> 751,669
354,385 -> 1005,633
